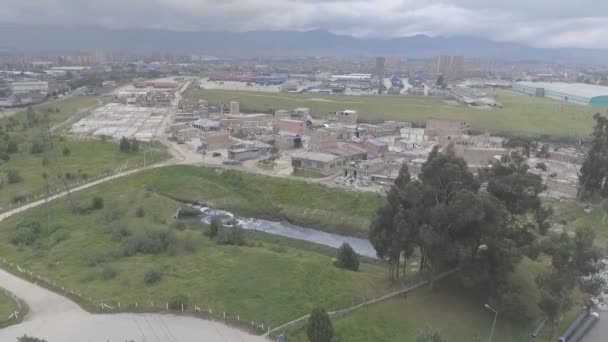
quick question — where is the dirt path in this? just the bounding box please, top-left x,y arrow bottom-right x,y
0,267 -> 267,342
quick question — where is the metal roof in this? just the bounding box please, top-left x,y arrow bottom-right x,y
515,82 -> 608,99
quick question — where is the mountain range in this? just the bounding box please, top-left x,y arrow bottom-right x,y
1,24 -> 607,64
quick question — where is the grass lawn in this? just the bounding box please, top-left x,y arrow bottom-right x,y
288,256 -> 583,342
189,89 -> 601,139
0,166 -> 393,327
549,199 -> 608,247
0,138 -> 169,208
0,95 -> 170,208
143,165 -> 385,236
0,290 -> 18,322
5,96 -> 99,141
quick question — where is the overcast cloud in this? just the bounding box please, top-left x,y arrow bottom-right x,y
1,0 -> 607,48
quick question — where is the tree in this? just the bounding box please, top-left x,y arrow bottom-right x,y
17,336 -> 47,342
7,169 -> 23,184
62,147 -> 71,156
130,138 -> 139,152
579,113 -> 608,200
208,217 -> 222,238
91,196 -> 104,210
416,326 -> 448,342
538,226 -> 602,339
335,242 -> 360,271
306,308 -> 333,342
119,137 -> 131,153
30,142 -> 45,154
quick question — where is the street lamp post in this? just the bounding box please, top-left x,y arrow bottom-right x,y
484,304 -> 498,342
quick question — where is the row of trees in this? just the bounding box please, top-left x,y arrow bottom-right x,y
370,144 -> 601,330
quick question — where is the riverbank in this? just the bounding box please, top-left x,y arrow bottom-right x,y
0,166 -> 395,328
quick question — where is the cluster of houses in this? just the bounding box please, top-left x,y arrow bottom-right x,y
169,100 -> 583,196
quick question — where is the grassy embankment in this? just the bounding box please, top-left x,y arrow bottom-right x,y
0,96 -> 170,208
189,88 -> 600,139
0,165 -> 393,328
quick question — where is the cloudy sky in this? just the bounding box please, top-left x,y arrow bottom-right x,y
1,0 -> 607,49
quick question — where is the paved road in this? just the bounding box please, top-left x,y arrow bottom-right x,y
582,311 -> 608,342
0,267 -> 267,342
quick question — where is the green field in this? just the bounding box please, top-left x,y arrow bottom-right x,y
0,165 -> 393,327
143,165 -> 384,236
189,89 -> 601,138
0,96 -> 170,208
551,199 -> 608,247
0,165 -> 584,341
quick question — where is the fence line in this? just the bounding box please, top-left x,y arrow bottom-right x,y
0,256 -> 269,335
0,155 -> 167,215
266,268 -> 459,336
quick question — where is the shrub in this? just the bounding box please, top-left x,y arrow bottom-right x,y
17,335 -> 48,342
217,225 -> 246,246
144,268 -> 162,285
130,139 -> 139,152
50,229 -> 70,244
181,234 -> 199,253
335,243 -> 360,271
7,169 -> 23,184
11,195 -> 26,204
208,217 -> 222,238
91,196 -> 104,210
12,226 -> 38,245
415,326 -> 448,342
0,152 -> 9,161
135,206 -> 145,218
101,264 -> 118,280
30,141 -> 45,154
6,141 -> 17,154
123,228 -> 177,256
168,294 -> 189,311
306,308 -> 333,342
62,147 -> 71,156
535,162 -> 547,172
119,137 -> 131,152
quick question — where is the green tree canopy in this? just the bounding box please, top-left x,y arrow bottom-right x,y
306,307 -> 333,342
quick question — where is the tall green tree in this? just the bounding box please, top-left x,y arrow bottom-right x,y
306,308 -> 333,342
579,113 -> 608,200
538,226 -> 602,339
119,136 -> 131,152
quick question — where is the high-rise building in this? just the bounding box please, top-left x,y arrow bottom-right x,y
436,55 -> 464,78
375,56 -> 386,93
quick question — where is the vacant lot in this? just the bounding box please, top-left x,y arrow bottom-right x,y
189,89 -> 598,138
0,166 -> 392,327
0,96 -> 170,208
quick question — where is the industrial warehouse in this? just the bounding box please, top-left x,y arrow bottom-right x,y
513,81 -> 608,106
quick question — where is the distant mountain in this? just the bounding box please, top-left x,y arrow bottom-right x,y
1,24 -> 607,63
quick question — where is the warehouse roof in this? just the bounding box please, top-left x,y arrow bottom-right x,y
292,151 -> 342,163
515,82 -> 608,99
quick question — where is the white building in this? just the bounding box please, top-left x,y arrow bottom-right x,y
11,81 -> 49,94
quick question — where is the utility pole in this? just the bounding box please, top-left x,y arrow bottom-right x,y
484,304 -> 498,342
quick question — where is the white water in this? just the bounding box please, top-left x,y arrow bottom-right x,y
196,206 -> 377,258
